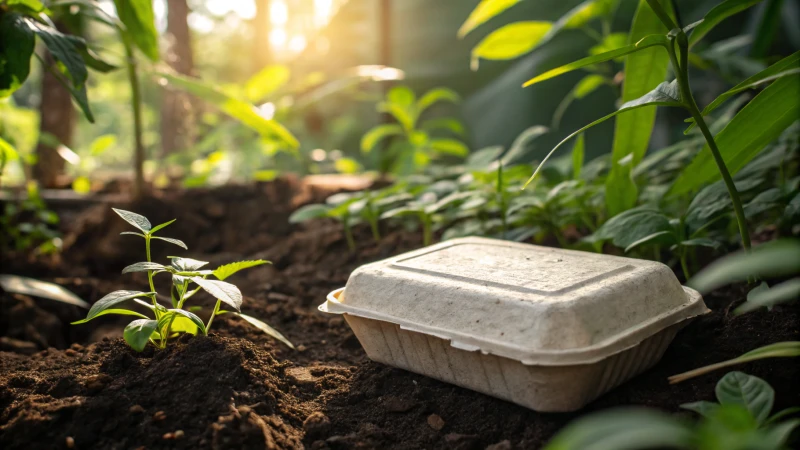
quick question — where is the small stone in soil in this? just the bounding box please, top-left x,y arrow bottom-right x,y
303,412 -> 331,439
153,410 -> 167,421
163,432 -> 174,440
286,366 -> 316,385
129,405 -> 145,414
66,436 -> 75,448
427,414 -> 445,431
174,430 -> 184,439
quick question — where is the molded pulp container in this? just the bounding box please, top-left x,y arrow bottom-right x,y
320,237 -> 708,412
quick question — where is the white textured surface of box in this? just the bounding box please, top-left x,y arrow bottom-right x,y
319,237 -> 708,412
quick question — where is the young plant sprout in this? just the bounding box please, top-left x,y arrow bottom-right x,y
381,190 -> 474,246
72,208 -> 293,351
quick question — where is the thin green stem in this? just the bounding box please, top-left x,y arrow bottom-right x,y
670,34 -> 751,250
145,236 -> 158,308
369,217 -> 381,242
205,299 -> 221,334
421,213 -> 432,247
343,217 -> 356,252
680,252 -> 691,281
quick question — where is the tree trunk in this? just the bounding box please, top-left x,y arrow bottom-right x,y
33,23 -> 75,189
252,0 -> 272,73
160,0 -> 195,159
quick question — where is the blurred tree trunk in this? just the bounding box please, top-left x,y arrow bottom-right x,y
252,0 -> 271,73
160,0 -> 195,159
33,22 -> 75,189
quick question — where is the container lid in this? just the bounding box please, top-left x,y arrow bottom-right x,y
320,237 -> 708,365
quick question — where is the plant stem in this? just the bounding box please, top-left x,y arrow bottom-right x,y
680,252 -> 691,281
421,213 -> 432,246
205,299 -> 221,333
497,162 -> 507,239
369,218 -> 381,242
671,34 -> 751,250
145,236 -> 157,308
343,217 -> 356,252
123,37 -> 146,199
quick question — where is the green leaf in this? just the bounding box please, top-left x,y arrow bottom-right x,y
605,155 -> 639,217
289,204 -> 330,223
213,260 -> 270,281
244,65 -> 289,102
421,117 -> 464,135
688,239 -> 800,292
112,208 -> 152,233
542,408 -> 692,450
159,73 -> 299,148
572,134 -> 585,179
122,262 -> 166,274
589,207 -> 673,249
237,313 -> 295,349
113,0 -> 159,61
681,401 -> 721,418
558,0 -> 616,29
684,178 -> 762,231
611,0 -> 675,173
387,86 -> 415,106
574,75 -> 606,99
81,290 -> 155,323
457,0 -> 521,38
624,230 -> 677,252
361,124 -> 404,153
429,138 -> 468,157
0,13 -> 35,98
689,0 -> 766,49
715,371 -> 774,425
471,21 -> 553,70
523,35 -> 669,87
696,51 -> 800,120
377,102 -> 415,132
670,76 -> 800,196
0,274 -> 89,308
680,238 -> 722,250
503,125 -> 549,166
191,277 -> 242,312
151,236 -> 187,249
168,308 -> 206,335
589,33 -> 629,57
89,134 -> 116,155
524,81 -> 682,188
735,278 -> 800,314
149,219 -> 176,235
77,46 -> 117,73
785,192 -> 800,222
169,257 -> 208,272
123,319 -> 158,351
417,87 -> 460,114
670,342 -> 800,383
335,157 -> 362,174
71,308 -> 149,324
120,231 -> 146,238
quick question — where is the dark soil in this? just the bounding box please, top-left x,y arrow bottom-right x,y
1,179 -> 798,449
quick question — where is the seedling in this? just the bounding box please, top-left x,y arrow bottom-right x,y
545,371 -> 800,450
72,208 -> 293,351
361,85 -> 468,174
381,190 -> 474,246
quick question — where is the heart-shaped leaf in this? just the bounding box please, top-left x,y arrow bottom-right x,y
112,208 -> 152,233
83,290 -> 155,323
123,319 -> 158,351
681,400 -> 721,418
191,277 -> 242,312
715,371 -> 774,424
213,260 -> 270,281
122,262 -> 166,274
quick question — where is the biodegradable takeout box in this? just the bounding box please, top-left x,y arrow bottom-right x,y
320,237 -> 708,412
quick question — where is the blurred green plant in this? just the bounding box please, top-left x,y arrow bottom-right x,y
0,181 -> 60,254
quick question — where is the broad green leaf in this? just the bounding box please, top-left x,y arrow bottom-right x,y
168,308 -> 206,335
684,178 -> 762,231
696,51 -> 800,120
149,219 -> 176,235
169,257 -> 209,271
122,262 -> 166,274
689,0 -> 765,49
624,230 -> 677,252
159,73 -> 298,148
77,46 -> 117,73
503,125 -> 549,166
715,371 -> 774,425
421,117 -> 464,135
471,22 -> 553,70
151,236 -> 187,249
289,204 -> 330,223
543,408 -> 692,450
124,319 -> 158,351
238,313 -> 295,349
572,134 -> 585,179
113,0 -> 159,61
387,86 -> 415,106
681,401 -> 721,418
735,278 -> 800,314
213,260 -> 270,281
744,187 -> 786,219
670,76 -> 800,196
82,290 -> 155,322
335,157 -> 362,174
669,342 -> 800,383
605,156 -> 639,217
71,308 -> 149,324
377,102 -> 415,132
417,87 -> 460,114
361,124 -> 404,153
244,65 -> 290,102
112,208 -> 152,232
588,207 -> 673,249
0,274 -> 89,308
457,0 -> 521,38
689,239 -> 800,292
523,35 -> 669,87
0,13 -> 35,98
611,0 -> 675,174
191,277 -> 243,312
430,138 -> 468,157
524,81 -> 682,188
560,0 -> 616,29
